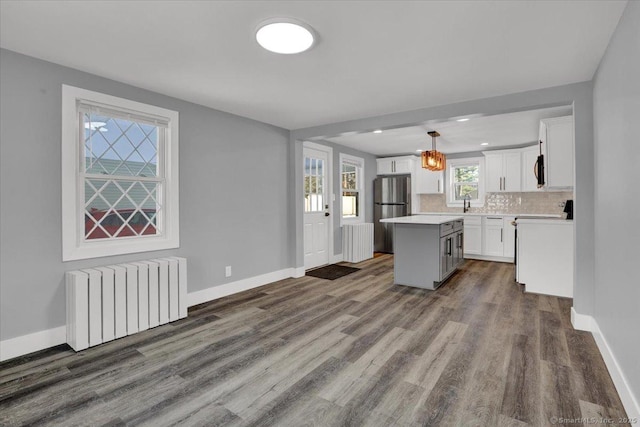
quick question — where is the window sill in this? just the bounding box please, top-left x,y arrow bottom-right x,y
63,235 -> 179,262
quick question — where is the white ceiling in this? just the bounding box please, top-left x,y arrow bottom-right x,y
325,105 -> 573,156
0,1 -> 626,130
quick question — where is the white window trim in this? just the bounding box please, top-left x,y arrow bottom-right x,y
61,85 -> 179,261
446,157 -> 485,208
339,153 -> 365,225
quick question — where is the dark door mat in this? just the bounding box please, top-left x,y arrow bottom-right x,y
306,264 -> 360,280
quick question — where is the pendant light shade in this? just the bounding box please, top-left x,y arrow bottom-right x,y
422,131 -> 446,171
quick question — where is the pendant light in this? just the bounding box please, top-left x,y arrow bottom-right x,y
422,131 -> 446,171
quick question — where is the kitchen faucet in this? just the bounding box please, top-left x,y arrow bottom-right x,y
463,195 -> 471,213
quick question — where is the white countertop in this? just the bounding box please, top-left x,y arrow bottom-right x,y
380,215 -> 464,225
418,211 -> 563,218
516,218 -> 572,225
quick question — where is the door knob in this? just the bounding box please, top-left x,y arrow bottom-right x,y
325,212 -> 330,217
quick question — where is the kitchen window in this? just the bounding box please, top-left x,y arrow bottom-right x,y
340,154 -> 364,223
447,157 -> 484,207
61,85 -> 179,261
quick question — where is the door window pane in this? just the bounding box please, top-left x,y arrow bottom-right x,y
304,155 -> 325,213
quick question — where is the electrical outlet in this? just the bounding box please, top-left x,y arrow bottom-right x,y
225,266 -> 232,277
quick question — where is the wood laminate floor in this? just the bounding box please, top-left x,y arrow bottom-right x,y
0,257 -> 629,426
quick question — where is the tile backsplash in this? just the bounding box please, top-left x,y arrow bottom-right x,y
419,191 -> 574,215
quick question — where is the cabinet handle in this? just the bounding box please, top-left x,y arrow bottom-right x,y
437,179 -> 440,193
503,177 -> 506,190
448,238 -> 452,256
501,228 -> 503,242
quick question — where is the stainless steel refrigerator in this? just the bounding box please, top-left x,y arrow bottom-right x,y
374,175 -> 411,253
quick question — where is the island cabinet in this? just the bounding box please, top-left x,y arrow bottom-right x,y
381,215 -> 464,290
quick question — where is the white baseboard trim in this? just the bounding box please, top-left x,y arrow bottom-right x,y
1,267 -> 302,362
464,254 -> 514,263
571,308 -> 639,420
570,307 -> 593,331
187,267 -> 298,307
0,326 -> 66,362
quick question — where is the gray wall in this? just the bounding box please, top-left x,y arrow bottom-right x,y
309,140 -> 377,256
291,81 -> 595,319
592,1 -> 640,409
0,49 -> 291,341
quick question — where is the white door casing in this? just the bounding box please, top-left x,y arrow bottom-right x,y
303,142 -> 332,270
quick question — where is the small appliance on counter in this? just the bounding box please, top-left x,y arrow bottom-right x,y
563,200 -> 573,219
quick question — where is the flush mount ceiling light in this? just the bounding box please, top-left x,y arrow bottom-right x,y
456,118 -> 470,122
481,142 -> 489,146
256,18 -> 315,54
373,129 -> 383,134
422,131 -> 446,171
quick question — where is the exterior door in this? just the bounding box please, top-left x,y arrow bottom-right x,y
303,146 -> 330,270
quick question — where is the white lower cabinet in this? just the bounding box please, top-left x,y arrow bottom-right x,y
463,216 -> 482,256
503,217 -> 516,258
517,219 -> 573,297
463,215 -> 515,262
483,217 -> 504,257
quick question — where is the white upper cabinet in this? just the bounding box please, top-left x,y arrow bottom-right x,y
483,150 -> 522,192
521,145 -> 542,192
415,167 -> 444,194
541,116 -> 574,189
376,158 -> 394,175
484,154 -> 503,193
376,156 -> 415,175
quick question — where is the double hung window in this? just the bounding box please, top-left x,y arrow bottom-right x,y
62,85 -> 179,261
447,158 -> 484,207
340,154 -> 364,222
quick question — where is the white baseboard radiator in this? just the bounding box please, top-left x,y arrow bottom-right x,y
66,257 -> 187,351
342,223 -> 374,263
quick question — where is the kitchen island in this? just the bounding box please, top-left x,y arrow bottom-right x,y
380,215 -> 464,290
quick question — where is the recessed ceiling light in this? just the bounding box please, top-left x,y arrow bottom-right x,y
481,142 -> 489,146
373,129 -> 383,134
256,19 -> 315,54
457,118 -> 470,122
416,149 -> 423,152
